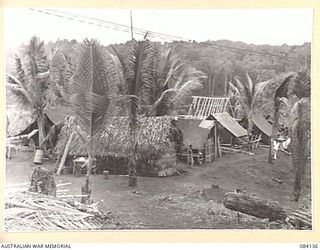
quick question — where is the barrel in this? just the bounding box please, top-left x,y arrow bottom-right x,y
103,170 -> 109,179
33,149 -> 44,164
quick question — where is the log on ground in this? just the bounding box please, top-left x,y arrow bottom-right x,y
223,192 -> 287,221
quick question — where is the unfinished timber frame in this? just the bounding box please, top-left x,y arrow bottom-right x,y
187,96 -> 229,119
177,96 -> 230,164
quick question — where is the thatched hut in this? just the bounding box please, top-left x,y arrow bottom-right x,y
55,116 -> 180,177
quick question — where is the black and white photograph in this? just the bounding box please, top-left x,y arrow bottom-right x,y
4,8 -> 312,232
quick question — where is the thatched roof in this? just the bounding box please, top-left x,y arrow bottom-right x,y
6,105 -> 35,137
55,116 -> 176,160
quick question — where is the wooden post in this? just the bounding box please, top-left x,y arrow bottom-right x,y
213,123 -> 217,160
217,136 -> 222,158
56,132 -> 74,175
187,145 -> 194,166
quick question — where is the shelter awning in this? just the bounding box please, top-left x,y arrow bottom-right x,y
212,113 -> 248,138
198,120 -> 215,129
44,107 -> 73,125
252,113 -> 272,137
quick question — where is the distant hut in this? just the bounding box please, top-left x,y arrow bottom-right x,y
55,116 -> 180,177
175,96 -> 247,162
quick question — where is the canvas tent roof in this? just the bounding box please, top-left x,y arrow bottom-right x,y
211,113 -> 248,138
44,107 -> 74,125
7,106 -> 73,137
176,118 -> 213,148
252,113 -> 272,137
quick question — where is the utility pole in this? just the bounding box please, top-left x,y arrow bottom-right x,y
130,10 -> 134,40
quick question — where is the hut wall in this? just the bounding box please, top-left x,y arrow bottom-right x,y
176,118 -> 212,149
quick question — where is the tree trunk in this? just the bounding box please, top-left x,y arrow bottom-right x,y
86,139 -> 93,176
247,111 -> 254,152
269,97 -> 282,163
210,74 -> 216,97
292,101 -> 309,202
224,74 -> 228,96
37,112 -> 46,150
223,192 -> 287,221
129,133 -> 137,187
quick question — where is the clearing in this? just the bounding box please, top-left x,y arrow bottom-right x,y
5,147 -> 311,229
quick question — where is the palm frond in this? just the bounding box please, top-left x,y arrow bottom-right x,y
14,56 -> 26,85
69,39 -> 112,139
234,77 -> 251,109
251,79 -> 273,108
246,72 -> 254,94
275,73 -> 295,99
126,39 -> 155,129
228,81 -> 241,96
6,83 -> 33,110
172,79 -> 203,107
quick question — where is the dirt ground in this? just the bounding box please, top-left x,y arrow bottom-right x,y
5,147 -> 311,230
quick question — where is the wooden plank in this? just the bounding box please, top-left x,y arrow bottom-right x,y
221,146 -> 255,156
6,182 -> 29,188
194,97 -> 202,116
200,98 -> 209,117
56,182 -> 72,187
223,98 -> 229,112
57,131 -> 74,175
57,194 -> 89,198
207,98 -> 214,116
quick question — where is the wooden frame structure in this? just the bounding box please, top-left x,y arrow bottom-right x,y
187,96 -> 229,119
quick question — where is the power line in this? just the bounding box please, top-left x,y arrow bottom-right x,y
29,8 -> 308,63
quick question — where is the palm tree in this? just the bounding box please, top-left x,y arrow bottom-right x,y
125,39 -> 155,186
110,41 -> 205,185
6,36 -> 58,149
151,64 -> 205,116
268,73 -> 296,163
290,69 -> 310,202
228,73 -> 272,134
67,39 -> 118,176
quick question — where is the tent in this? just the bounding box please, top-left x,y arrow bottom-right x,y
176,118 -> 213,148
211,113 -> 248,138
44,107 -> 74,125
252,113 -> 272,137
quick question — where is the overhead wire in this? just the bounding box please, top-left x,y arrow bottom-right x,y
29,8 -> 308,63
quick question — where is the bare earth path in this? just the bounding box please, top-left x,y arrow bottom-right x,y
5,148 -> 311,229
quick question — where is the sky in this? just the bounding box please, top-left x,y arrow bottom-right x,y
3,8 -> 313,49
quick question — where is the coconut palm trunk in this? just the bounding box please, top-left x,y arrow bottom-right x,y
268,97 -> 282,163
268,73 -> 295,163
292,100 -> 310,202
128,94 -> 138,186
128,131 -> 138,187
37,111 -> 46,150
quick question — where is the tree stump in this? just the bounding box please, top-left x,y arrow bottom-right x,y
29,166 -> 56,196
223,192 -> 287,221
